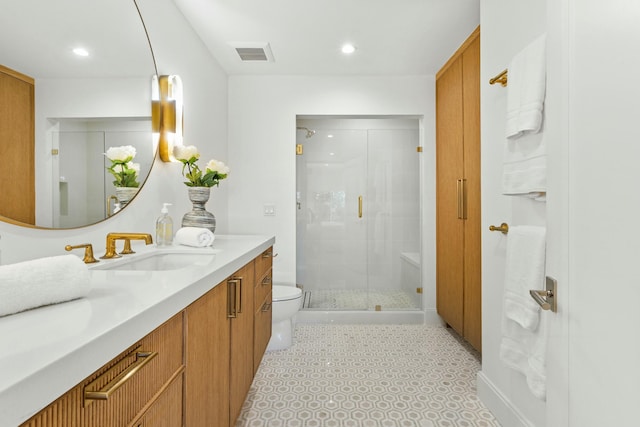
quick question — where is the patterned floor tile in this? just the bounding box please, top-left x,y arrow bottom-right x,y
237,324 -> 501,427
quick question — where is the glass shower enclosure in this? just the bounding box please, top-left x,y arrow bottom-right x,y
296,117 -> 422,312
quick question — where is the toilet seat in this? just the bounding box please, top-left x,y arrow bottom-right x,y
273,285 -> 302,302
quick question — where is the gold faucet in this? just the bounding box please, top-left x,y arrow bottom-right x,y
101,233 -> 153,259
65,243 -> 99,264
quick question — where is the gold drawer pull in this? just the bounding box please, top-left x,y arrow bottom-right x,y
262,275 -> 272,286
262,250 -> 278,259
261,302 -> 272,312
84,350 -> 158,402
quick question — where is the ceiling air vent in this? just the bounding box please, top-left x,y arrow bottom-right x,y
230,42 -> 275,62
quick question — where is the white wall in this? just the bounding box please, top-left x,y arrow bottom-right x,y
478,1 -> 548,426
0,0 -> 228,265
227,75 -> 437,319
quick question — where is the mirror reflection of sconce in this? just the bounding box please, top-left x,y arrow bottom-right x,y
152,75 -> 183,162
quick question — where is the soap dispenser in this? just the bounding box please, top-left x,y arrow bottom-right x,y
156,203 -> 173,246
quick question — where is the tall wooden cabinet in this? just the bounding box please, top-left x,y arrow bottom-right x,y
435,27 -> 482,352
0,64 -> 35,224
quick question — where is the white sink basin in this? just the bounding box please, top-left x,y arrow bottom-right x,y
90,249 -> 217,271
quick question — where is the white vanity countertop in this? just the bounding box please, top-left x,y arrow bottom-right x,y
0,234 -> 275,427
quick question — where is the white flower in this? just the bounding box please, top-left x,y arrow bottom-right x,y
128,162 -> 140,174
105,145 -> 136,162
174,145 -> 200,161
206,159 -> 229,175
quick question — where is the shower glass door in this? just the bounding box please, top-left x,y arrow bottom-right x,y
296,118 -> 422,311
297,129 -> 369,309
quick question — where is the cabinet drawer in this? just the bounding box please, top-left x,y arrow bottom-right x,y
254,292 -> 272,372
21,313 -> 184,427
254,268 -> 272,312
254,246 -> 274,282
133,371 -> 183,427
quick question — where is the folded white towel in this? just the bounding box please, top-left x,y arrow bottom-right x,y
499,225 -> 548,400
502,33 -> 547,199
0,255 -> 91,317
175,227 -> 215,247
505,34 -> 547,139
502,131 -> 546,197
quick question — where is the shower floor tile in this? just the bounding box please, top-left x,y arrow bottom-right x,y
303,290 -> 419,310
236,324 -> 501,427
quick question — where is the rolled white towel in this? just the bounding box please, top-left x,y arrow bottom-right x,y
175,227 -> 215,247
0,255 -> 91,317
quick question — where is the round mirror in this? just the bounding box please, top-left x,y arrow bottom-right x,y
0,0 -> 157,229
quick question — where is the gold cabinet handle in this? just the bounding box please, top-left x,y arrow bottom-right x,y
84,350 -> 157,402
227,279 -> 238,318
261,302 -> 272,312
358,195 -> 363,218
262,275 -> 272,286
233,276 -> 243,314
456,179 -> 468,220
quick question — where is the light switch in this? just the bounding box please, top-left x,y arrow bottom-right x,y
263,204 -> 276,216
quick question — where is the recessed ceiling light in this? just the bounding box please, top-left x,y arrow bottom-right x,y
329,152 -> 335,156
73,47 -> 89,57
341,44 -> 356,54
327,134 -> 334,138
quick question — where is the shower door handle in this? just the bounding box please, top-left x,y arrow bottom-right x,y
358,196 -> 363,218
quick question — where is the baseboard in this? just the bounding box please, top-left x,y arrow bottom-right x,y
477,371 -> 535,427
423,308 -> 443,325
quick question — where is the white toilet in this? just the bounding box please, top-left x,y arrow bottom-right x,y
267,285 -> 303,351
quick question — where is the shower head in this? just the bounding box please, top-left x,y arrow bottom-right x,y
297,126 -> 316,138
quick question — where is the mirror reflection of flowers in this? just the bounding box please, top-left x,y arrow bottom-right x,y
105,145 -> 140,188
175,145 -> 229,187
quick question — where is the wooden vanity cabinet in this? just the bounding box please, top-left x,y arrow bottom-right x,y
20,313 -> 184,427
185,247 -> 273,427
254,248 -> 274,372
184,281 -> 231,427
19,249 -> 274,427
229,261 -> 256,425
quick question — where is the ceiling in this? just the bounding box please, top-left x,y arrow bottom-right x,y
2,0 -> 154,79
173,0 -> 480,76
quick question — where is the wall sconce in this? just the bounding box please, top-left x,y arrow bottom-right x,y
152,75 -> 183,162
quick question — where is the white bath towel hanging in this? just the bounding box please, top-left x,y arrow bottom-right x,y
505,34 -> 547,139
502,33 -> 548,199
499,225 -> 548,400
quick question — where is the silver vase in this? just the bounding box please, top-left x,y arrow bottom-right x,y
182,186 -> 216,233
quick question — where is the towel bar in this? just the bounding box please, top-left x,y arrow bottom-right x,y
489,222 -> 509,234
489,69 -> 508,86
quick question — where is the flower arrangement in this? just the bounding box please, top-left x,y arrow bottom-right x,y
105,145 -> 140,188
174,145 -> 229,188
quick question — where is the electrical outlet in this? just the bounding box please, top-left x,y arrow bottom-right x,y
263,204 -> 276,216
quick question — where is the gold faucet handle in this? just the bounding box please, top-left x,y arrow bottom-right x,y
65,243 -> 99,264
120,239 -> 135,255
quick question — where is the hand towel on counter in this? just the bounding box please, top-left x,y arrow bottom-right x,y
499,225 -> 548,400
0,255 -> 91,317
505,33 -> 547,139
175,227 -> 215,247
